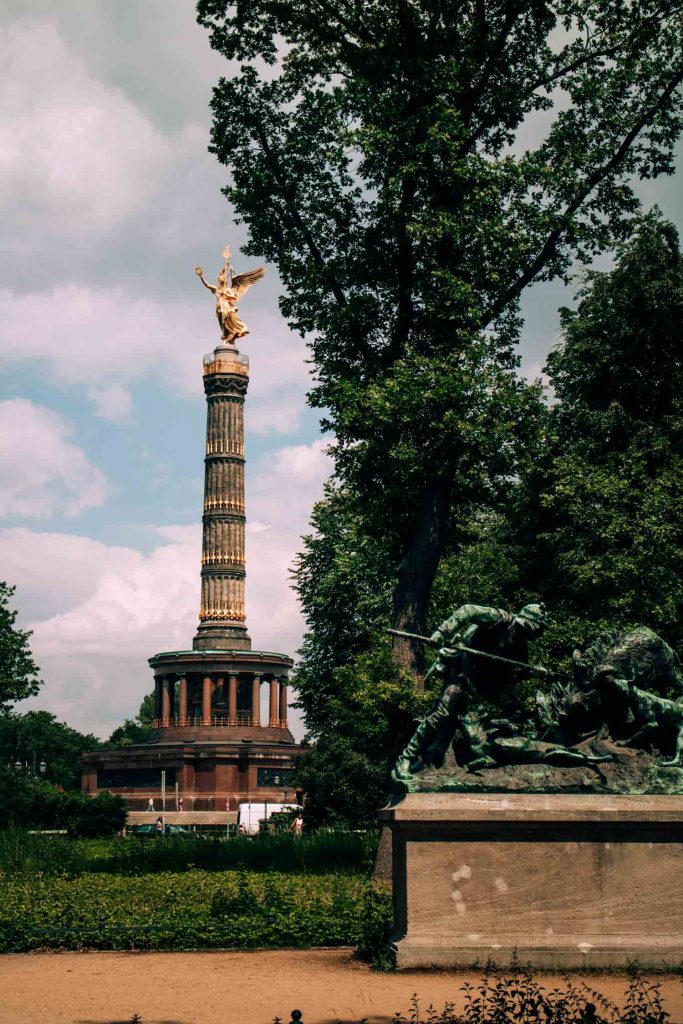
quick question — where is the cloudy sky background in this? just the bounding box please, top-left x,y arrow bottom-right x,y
1,1 -> 681,740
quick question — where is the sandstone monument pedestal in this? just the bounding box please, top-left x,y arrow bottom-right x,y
381,792 -> 683,969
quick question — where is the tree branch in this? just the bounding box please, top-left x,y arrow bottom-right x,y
252,122 -> 348,308
460,1 -> 525,130
461,6 -> 683,156
304,0 -> 378,47
480,65 -> 683,327
385,175 -> 417,364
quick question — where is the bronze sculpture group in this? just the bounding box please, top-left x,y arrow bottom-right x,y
392,604 -> 683,789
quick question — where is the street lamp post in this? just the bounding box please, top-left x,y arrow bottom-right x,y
12,758 -> 48,777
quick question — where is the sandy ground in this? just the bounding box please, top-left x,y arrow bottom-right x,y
1,949 -> 682,1024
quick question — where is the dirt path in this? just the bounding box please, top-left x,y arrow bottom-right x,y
1,949 -> 682,1024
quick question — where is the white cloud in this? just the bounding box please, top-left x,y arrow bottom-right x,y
0,528 -> 135,620
0,20 -> 170,229
10,524 -> 199,735
250,438 -> 331,529
246,439 -> 332,653
5,440 -> 330,736
0,399 -> 109,518
87,383 -> 133,424
32,524 -> 199,659
0,285 -> 311,430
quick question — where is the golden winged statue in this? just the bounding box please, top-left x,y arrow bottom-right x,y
195,246 -> 265,344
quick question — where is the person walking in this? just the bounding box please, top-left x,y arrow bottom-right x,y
155,815 -> 164,837
147,797 -> 154,813
289,813 -> 304,837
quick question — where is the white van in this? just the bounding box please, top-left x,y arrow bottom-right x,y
237,802 -> 302,835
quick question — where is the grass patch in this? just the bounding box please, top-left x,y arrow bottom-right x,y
0,869 -> 391,954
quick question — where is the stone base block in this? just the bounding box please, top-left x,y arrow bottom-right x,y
381,792 -> 683,970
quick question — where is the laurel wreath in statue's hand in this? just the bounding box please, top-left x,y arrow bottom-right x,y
195,266 -> 203,275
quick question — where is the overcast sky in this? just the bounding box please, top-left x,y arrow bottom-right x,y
1,2 -> 681,740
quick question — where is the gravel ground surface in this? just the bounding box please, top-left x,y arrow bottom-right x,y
1,948 -> 682,1024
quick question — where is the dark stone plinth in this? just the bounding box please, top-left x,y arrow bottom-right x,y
193,621 -> 252,651
381,792 -> 683,969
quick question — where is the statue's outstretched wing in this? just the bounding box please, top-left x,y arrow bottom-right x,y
232,267 -> 265,300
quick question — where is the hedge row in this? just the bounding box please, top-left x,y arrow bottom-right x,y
0,828 -> 378,877
0,869 -> 392,956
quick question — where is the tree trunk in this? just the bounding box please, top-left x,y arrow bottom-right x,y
391,476 -> 451,686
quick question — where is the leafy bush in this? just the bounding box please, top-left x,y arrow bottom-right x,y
356,883 -> 396,969
0,869 -> 392,954
63,791 -> 127,837
387,964 -> 670,1024
0,768 -> 126,835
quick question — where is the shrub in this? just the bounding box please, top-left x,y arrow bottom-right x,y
62,791 -> 127,838
0,768 -> 126,836
356,884 -> 395,969
0,827 -> 378,876
387,965 -> 670,1024
0,869 -> 392,954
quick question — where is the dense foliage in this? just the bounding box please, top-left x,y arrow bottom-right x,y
0,710 -> 101,790
0,582 -> 41,711
528,214 -> 683,664
294,646 -> 430,827
294,216 -> 683,825
0,868 -> 390,955
200,0 -> 683,675
0,769 -> 126,836
0,827 -> 378,877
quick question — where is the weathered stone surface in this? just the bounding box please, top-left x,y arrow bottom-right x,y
381,792 -> 683,969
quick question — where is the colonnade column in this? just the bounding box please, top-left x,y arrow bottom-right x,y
161,676 -> 171,727
169,677 -> 176,725
228,673 -> 238,725
216,676 -> 224,722
278,679 -> 288,729
178,676 -> 187,726
202,674 -> 212,726
252,674 -> 261,726
268,676 -> 279,727
154,676 -> 162,723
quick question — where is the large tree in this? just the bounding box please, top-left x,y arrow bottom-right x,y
527,213 -> 683,662
199,0 -> 683,674
0,582 -> 41,712
0,711 -> 100,792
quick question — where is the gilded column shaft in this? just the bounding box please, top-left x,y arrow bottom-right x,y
195,346 -> 251,651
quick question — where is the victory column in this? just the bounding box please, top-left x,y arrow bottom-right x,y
82,248 -> 299,817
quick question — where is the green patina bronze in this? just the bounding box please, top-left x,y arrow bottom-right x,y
391,608 -> 683,794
